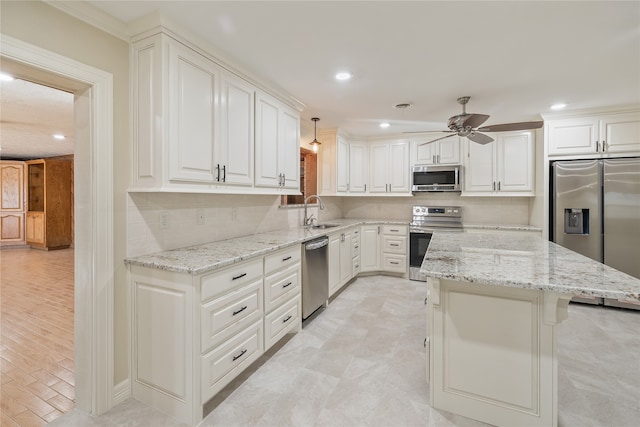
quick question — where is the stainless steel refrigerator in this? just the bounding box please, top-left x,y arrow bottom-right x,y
552,157 -> 640,308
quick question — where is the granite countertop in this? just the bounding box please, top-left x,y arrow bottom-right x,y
421,231 -> 640,301
463,224 -> 542,232
125,219 -> 406,275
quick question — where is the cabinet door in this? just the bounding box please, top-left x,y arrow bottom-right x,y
339,232 -> 353,285
26,212 -> 45,245
496,132 -> 534,193
255,92 -> 281,187
368,143 -> 388,193
218,72 -> 254,185
336,136 -> 349,192
464,139 -> 495,193
279,106 -> 300,189
415,138 -> 437,165
547,117 -> 599,156
168,41 -> 218,183
600,112 -> 640,154
348,142 -> 368,193
388,141 -> 410,193
437,137 -> 461,165
0,214 -> 24,242
328,233 -> 342,295
360,225 -> 380,272
1,163 -> 25,211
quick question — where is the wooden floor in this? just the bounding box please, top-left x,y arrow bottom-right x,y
1,248 -> 75,426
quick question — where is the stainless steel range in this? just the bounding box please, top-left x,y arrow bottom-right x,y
409,206 -> 463,281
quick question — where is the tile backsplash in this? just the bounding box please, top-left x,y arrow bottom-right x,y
127,192 -> 532,257
127,193 -> 331,257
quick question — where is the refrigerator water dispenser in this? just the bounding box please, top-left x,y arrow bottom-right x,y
564,208 -> 589,234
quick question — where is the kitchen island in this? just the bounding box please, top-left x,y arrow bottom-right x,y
421,232 -> 640,427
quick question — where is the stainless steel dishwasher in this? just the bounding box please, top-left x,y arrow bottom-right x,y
302,236 -> 329,320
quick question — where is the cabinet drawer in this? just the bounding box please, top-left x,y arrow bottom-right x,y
353,256 -> 361,275
201,257 -> 263,302
264,263 -> 300,313
383,254 -> 407,273
352,236 -> 361,255
382,235 -> 407,254
201,320 -> 263,403
382,225 -> 407,235
264,245 -> 301,275
201,279 -> 263,353
264,295 -> 300,350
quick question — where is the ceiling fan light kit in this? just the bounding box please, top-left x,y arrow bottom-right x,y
413,96 -> 544,146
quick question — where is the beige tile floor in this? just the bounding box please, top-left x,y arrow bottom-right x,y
47,274 -> 639,427
1,248 -> 75,427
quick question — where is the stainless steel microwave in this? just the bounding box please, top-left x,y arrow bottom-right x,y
412,164 -> 461,192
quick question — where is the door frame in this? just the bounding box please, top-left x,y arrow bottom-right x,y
1,34 -> 115,415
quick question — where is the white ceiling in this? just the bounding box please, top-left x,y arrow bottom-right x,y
2,1 -> 638,159
0,78 -> 74,160
86,0 -> 639,138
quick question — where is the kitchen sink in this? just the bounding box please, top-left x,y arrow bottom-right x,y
310,223 -> 339,229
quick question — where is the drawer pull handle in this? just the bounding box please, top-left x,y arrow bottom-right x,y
390,229 -> 399,232
390,261 -> 399,265
232,349 -> 247,361
282,256 -> 292,262
390,243 -> 400,247
282,315 -> 292,323
232,306 -> 248,316
354,245 -> 359,249
283,282 -> 292,288
232,273 -> 247,281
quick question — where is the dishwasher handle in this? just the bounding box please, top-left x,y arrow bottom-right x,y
305,237 -> 329,251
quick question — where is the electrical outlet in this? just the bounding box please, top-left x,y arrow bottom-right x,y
196,208 -> 205,225
159,211 -> 170,229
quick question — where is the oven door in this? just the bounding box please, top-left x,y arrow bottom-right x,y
409,230 -> 432,281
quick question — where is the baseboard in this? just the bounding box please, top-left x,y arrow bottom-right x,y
113,379 -> 131,405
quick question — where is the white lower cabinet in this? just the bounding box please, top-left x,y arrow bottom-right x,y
328,227 -> 353,297
360,225 -> 380,272
130,245 -> 301,425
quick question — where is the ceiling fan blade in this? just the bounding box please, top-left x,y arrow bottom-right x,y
403,130 -> 454,134
478,121 -> 544,132
417,133 -> 457,146
460,113 -> 490,129
468,132 -> 494,145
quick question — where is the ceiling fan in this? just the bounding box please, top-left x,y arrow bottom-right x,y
408,96 -> 543,145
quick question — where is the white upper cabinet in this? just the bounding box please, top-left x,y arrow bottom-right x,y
413,136 -> 461,165
348,141 -> 368,193
255,91 -> 300,190
463,131 -> 535,196
369,140 -> 410,194
131,31 -> 301,193
168,41 -> 218,184
336,136 -> 349,192
218,71 -> 254,186
546,110 -> 640,157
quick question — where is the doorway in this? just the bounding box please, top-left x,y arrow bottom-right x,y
1,35 -> 116,417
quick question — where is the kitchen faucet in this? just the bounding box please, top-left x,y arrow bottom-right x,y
303,195 -> 325,227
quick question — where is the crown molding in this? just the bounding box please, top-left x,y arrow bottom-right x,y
44,0 -> 130,42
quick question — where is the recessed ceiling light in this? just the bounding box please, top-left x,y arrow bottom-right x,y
550,103 -> 567,110
0,73 -> 15,82
379,122 -> 390,128
335,72 -> 352,81
53,134 -> 66,140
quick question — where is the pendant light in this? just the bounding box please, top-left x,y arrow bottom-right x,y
309,117 -> 321,152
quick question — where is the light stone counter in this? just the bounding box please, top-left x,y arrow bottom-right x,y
421,231 -> 640,427
463,223 -> 542,233
422,231 -> 640,301
125,218 -> 407,275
